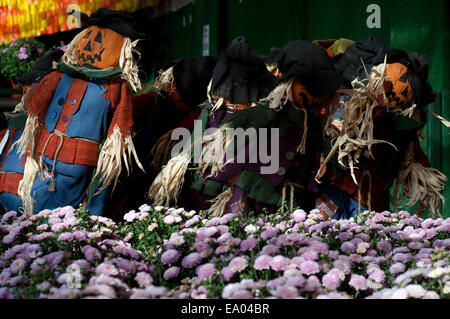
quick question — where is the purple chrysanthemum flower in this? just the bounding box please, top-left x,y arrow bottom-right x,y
57,232 -> 73,242
340,241 -> 356,253
322,271 -> 341,290
392,253 -> 411,264
367,266 -> 385,283
84,247 -> 101,261
161,249 -> 180,265
229,256 -> 248,273
135,272 -> 153,287
349,274 -> 367,291
302,249 -> 318,261
181,252 -> 202,269
1,211 -> 17,223
333,259 -> 351,274
291,209 -> 307,222
221,266 -> 235,281
376,240 -> 392,253
272,285 -> 299,299
240,236 -> 258,252
270,255 -> 289,272
254,255 -> 272,270
197,263 -> 217,280
96,262 -> 118,276
389,262 -> 406,275
10,258 -> 26,274
0,270 -> 11,284
72,230 -> 87,241
300,260 -> 320,275
163,266 -> 180,280
349,254 -> 363,264
261,244 -> 279,255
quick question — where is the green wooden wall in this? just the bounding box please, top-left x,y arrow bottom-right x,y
155,0 -> 450,217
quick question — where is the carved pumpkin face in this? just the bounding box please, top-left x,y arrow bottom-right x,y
73,26 -> 124,69
292,78 -> 328,109
382,63 -> 415,109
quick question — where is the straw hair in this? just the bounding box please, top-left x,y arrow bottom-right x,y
260,78 -> 294,110
197,125 -> 235,179
206,79 -> 225,112
11,115 -> 41,158
94,126 -> 144,194
154,66 -> 174,95
393,141 -> 447,218
4,96 -> 26,120
206,187 -> 233,217
316,58 -> 398,184
148,151 -> 190,206
151,129 -> 178,169
18,156 -> 41,216
119,37 -> 142,92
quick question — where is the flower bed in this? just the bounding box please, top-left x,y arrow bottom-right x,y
0,205 -> 449,299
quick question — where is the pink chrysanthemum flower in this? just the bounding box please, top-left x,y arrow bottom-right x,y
254,255 -> 272,270
229,256 -> 248,273
270,255 -> 290,272
197,263 -> 217,280
300,260 -> 320,275
96,262 -> 118,276
135,272 -> 153,287
349,274 -> 368,291
221,266 -> 235,281
322,271 -> 341,290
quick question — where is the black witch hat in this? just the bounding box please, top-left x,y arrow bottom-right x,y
334,36 -> 388,86
276,40 -> 346,98
71,8 -> 144,40
17,48 -> 64,86
173,56 -> 218,107
211,37 -> 279,103
262,47 -> 282,65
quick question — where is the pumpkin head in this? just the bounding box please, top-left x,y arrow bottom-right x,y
73,26 -> 124,69
382,63 -> 415,109
292,78 -> 328,109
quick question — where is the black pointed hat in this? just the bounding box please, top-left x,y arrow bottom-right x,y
276,40 -> 346,98
262,47 -> 282,65
172,56 -> 218,107
77,8 -> 144,39
17,48 -> 64,86
211,37 -> 279,103
334,36 -> 388,85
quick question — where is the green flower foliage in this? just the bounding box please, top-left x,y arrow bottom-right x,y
0,38 -> 45,81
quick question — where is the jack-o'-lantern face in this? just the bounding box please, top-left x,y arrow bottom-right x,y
292,78 -> 328,109
73,26 -> 124,69
382,63 -> 415,109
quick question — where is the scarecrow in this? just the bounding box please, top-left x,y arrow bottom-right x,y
149,38 -> 345,217
0,48 -> 64,213
315,44 -> 448,219
99,56 -> 218,219
14,8 -> 144,216
149,56 -> 218,170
